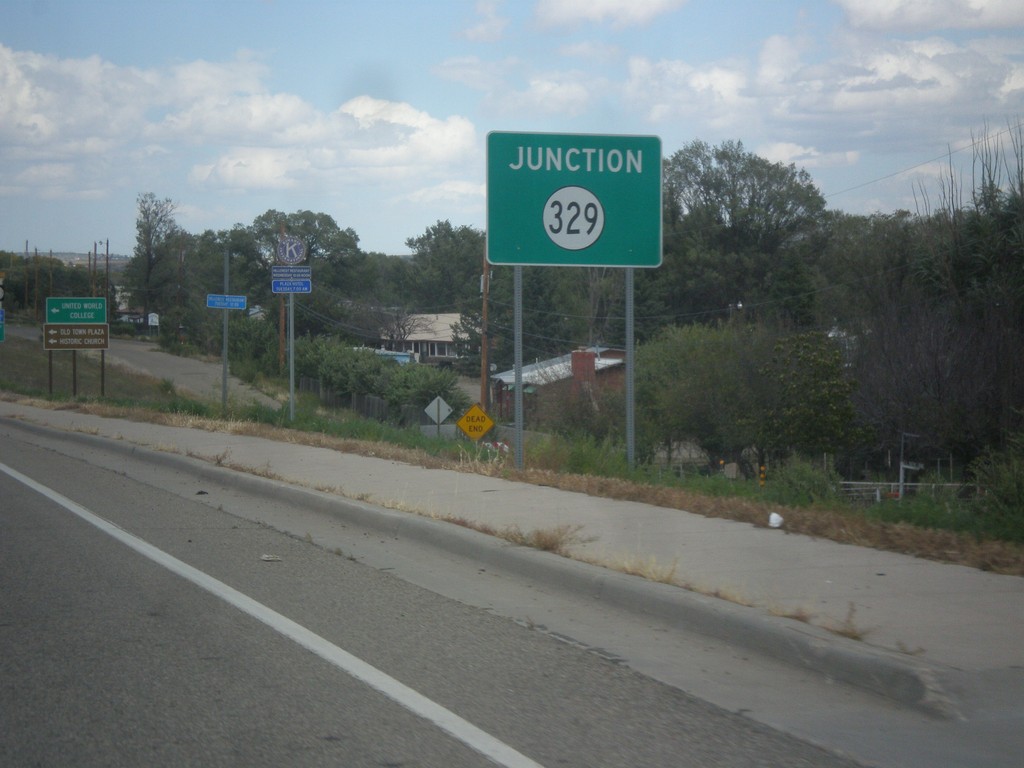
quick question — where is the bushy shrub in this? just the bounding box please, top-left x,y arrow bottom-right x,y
969,431 -> 1024,542
293,337 -> 471,415
527,433 -> 631,478
228,315 -> 280,381
762,457 -> 842,507
387,363 -> 471,413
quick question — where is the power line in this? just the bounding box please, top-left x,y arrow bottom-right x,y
824,117 -> 1024,200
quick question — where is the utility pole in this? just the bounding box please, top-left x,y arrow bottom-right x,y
278,222 -> 286,372
479,253 -> 490,411
104,239 -> 110,315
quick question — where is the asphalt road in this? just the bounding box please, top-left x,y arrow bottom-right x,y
0,422 -> 863,767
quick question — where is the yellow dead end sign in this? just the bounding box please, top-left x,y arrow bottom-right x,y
456,404 -> 495,441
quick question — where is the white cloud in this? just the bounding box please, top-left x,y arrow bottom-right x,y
16,162 -> 75,186
0,43 -> 478,203
1000,65 -> 1024,98
757,35 -> 804,93
0,46 -> 151,149
536,0 -> 688,28
463,0 -> 509,42
626,16 -> 1022,165
689,66 -> 747,105
163,54 -> 268,105
560,41 -> 621,60
625,56 -> 751,127
758,142 -> 859,169
436,55 -> 593,118
336,96 -> 477,179
150,92 -> 321,144
190,147 -> 308,190
834,0 -> 1024,31
814,36 -> 1012,125
505,74 -> 592,116
404,180 -> 485,205
434,55 -> 511,92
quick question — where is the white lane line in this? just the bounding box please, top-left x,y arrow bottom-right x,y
1,461 -> 546,768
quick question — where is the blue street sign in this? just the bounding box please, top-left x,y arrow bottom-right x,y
272,279 -> 312,294
271,265 -> 311,293
271,265 -> 311,279
206,294 -> 247,310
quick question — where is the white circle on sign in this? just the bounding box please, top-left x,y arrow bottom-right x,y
543,186 -> 604,251
277,235 -> 307,265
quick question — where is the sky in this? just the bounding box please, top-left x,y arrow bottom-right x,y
2,0 -> 1023,258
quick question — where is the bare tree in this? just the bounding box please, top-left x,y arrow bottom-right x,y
376,307 -> 433,349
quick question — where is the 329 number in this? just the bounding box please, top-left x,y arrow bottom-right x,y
543,186 -> 604,251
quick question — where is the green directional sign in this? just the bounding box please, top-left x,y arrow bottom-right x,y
487,131 -> 662,268
46,297 -> 107,324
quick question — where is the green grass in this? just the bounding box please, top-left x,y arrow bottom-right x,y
0,332 -> 202,408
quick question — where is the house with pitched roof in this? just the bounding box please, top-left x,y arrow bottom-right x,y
381,312 -> 461,365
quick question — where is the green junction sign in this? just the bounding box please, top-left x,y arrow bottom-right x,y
46,297 -> 107,324
486,131 -> 662,268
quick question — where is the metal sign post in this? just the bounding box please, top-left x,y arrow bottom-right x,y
273,237 -> 308,420
207,251 -> 247,414
43,296 -> 109,397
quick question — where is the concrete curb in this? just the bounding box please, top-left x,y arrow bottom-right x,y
7,419 -> 958,718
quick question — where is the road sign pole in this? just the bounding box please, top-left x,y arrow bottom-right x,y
625,267 -> 635,470
222,249 -> 229,414
514,266 -> 524,470
289,293 -> 295,421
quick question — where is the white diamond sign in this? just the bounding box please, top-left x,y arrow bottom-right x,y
424,396 -> 453,424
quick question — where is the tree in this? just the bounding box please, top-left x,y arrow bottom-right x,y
0,252 -> 92,317
124,193 -> 180,326
405,221 -> 484,312
346,251 -> 414,307
375,308 -> 432,348
653,140 -> 827,326
760,331 -> 859,459
914,125 -> 1024,447
636,322 -> 778,471
246,209 -> 361,338
847,123 -> 1024,466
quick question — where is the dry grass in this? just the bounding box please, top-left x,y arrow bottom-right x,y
768,604 -> 814,624
823,603 -> 872,641
439,516 -> 590,557
602,555 -> 680,585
